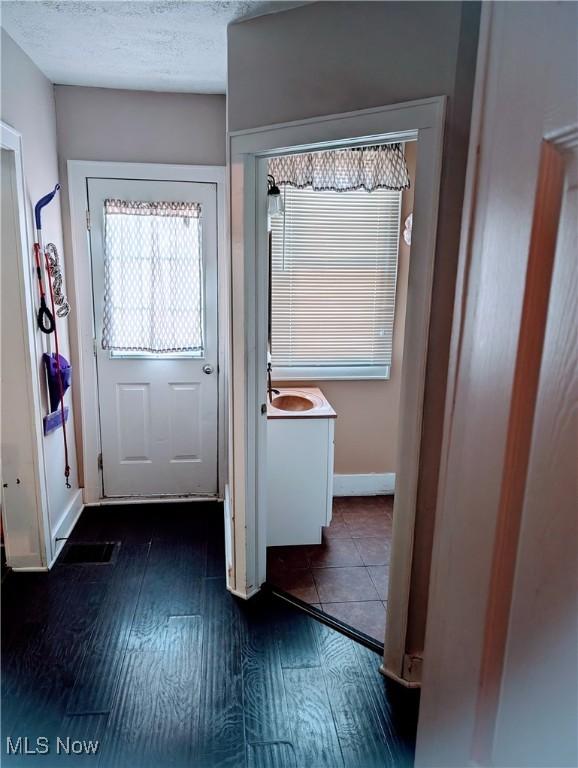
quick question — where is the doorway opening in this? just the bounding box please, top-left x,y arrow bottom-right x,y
68,162 -> 226,504
88,178 -> 218,498
228,96 -> 446,681
264,140 -> 417,647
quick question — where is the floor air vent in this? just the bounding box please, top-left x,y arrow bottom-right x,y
60,542 -> 118,565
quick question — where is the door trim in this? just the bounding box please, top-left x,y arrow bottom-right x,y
67,161 -> 227,504
416,0 -> 578,761
1,121 -> 52,568
471,137 -> 567,766
228,96 -> 446,683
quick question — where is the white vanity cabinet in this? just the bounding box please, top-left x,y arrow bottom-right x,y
266,388 -> 336,546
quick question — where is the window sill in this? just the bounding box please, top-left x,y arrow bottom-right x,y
272,365 -> 391,381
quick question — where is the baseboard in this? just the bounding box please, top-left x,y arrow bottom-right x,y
227,584 -> 261,600
49,488 -> 84,566
333,473 -> 395,497
10,565 -> 50,572
379,663 -> 422,689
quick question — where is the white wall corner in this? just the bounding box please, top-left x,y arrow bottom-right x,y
49,489 -> 84,566
333,473 -> 395,497
223,484 -> 235,592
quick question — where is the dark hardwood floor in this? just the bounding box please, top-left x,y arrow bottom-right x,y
1,502 -> 419,767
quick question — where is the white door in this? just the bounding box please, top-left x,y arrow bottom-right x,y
88,178 -> 218,497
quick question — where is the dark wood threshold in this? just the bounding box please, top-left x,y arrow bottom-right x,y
263,581 -> 385,655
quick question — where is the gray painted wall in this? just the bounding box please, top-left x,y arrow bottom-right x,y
229,1 -> 469,132
1,28 -> 80,533
54,86 -> 226,166
54,85 -> 226,482
228,0 -> 481,656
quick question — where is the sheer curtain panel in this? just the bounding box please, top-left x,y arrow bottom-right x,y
101,199 -> 204,354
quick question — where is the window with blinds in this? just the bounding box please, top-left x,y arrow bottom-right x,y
270,185 -> 402,379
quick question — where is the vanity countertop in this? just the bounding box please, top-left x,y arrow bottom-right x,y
266,387 -> 337,419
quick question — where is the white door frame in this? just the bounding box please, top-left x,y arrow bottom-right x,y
1,121 -> 52,568
228,96 -> 446,682
67,161 -> 227,504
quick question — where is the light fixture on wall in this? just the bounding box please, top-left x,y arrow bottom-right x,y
267,174 -> 284,217
403,212 -> 413,245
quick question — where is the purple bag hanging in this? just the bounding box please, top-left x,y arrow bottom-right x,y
43,352 -> 71,413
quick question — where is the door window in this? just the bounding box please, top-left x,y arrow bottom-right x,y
102,199 -> 204,356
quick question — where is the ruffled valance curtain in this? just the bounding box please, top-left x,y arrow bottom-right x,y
268,143 -> 410,193
102,199 -> 204,354
103,199 -> 202,218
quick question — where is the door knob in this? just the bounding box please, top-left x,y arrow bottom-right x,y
202,364 -> 214,375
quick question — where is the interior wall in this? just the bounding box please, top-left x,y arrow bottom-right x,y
228,1 -> 480,655
1,148 -> 45,565
53,85 -> 226,484
275,141 -> 416,477
54,86 -> 226,166
1,29 -> 80,538
417,3 -> 577,764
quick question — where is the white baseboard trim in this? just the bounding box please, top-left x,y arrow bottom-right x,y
11,565 -> 50,572
333,473 -> 395,497
379,663 -> 422,689
49,488 -> 84,566
227,584 -> 261,601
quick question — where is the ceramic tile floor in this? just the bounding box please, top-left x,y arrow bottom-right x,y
267,496 -> 393,643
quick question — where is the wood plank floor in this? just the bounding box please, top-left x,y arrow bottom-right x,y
1,502 -> 419,767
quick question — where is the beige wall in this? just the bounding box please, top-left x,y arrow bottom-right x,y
1,29 -> 80,530
53,85 -> 226,482
228,1 -> 480,656
276,142 -> 416,476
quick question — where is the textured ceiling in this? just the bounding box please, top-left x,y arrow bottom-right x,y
1,1 -> 306,93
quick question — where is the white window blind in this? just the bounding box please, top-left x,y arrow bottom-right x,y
270,186 -> 402,379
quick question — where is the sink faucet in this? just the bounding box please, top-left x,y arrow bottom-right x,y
267,362 -> 280,403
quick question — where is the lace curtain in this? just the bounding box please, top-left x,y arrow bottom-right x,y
268,143 -> 410,193
102,199 -> 204,353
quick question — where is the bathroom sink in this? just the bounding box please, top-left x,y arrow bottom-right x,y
271,393 -> 315,412
266,387 -> 336,419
